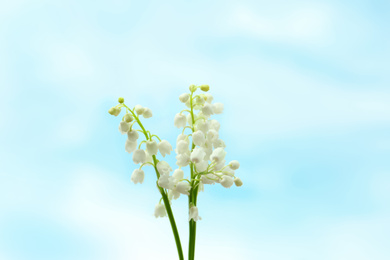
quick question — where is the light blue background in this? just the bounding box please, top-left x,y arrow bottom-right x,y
1,0 -> 389,259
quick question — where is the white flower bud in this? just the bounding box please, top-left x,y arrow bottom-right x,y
229,160 -> 240,170
192,130 -> 206,146
176,153 -> 190,167
134,105 -> 145,115
213,160 -> 225,171
206,129 -> 219,142
189,206 -> 201,221
222,167 -> 235,177
154,203 -> 166,218
157,140 -> 173,157
174,113 -> 187,128
190,147 -> 206,164
201,103 -> 214,117
146,140 -> 158,155
131,169 -> 144,184
157,161 -> 172,175
175,182 -> 190,195
127,130 -> 139,141
158,174 -> 175,189
119,121 -> 130,134
124,113 -> 134,123
133,149 -> 146,164
212,103 -> 224,114
125,139 -> 137,154
143,107 -> 153,118
189,84 -> 197,92
172,169 -> 184,181
210,147 -> 226,163
176,140 -> 189,154
108,107 -> 121,116
234,177 -> 243,187
220,175 -> 234,188
179,93 -> 190,103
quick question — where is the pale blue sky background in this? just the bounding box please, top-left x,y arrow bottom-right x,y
0,0 -> 389,259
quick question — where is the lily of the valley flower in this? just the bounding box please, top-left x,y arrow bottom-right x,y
154,203 -> 167,218
134,104 -> 145,115
127,130 -> 139,141
158,174 -> 175,189
158,140 -> 173,157
143,107 -> 153,118
125,139 -> 137,154
175,181 -> 191,195
119,121 -> 130,134
133,149 -> 146,164
190,147 -> 206,164
189,205 -> 201,221
146,139 -> 158,155
234,177 -> 243,187
131,169 -> 144,184
157,161 -> 173,175
108,106 -> 121,116
210,147 -> 226,163
229,160 -> 240,170
174,113 -> 187,128
192,130 -> 206,146
220,175 -> 234,188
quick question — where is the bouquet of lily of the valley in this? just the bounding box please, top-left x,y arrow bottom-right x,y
108,84 -> 242,260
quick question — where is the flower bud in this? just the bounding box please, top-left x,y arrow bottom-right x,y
174,113 -> 187,128
118,97 -> 124,103
134,105 -> 145,115
124,113 -> 133,123
192,130 -> 206,146
127,129 -> 139,141
234,177 -> 243,187
229,160 -> 240,170
175,182 -> 190,195
158,140 -> 173,157
189,84 -> 197,92
146,139 -> 158,155
131,169 -> 144,184
179,93 -> 190,103
200,85 -> 209,92
220,175 -> 234,188
108,107 -> 121,116
133,149 -> 146,164
143,107 -> 152,118
154,203 -> 166,218
212,103 -> 224,114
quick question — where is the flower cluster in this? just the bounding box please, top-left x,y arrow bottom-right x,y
108,85 -> 242,223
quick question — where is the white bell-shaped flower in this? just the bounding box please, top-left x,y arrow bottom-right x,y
220,175 -> 234,188
176,140 -> 189,154
133,149 -> 146,164
131,169 -> 144,184
125,139 -> 137,154
201,103 -> 214,117
213,160 -> 226,171
195,160 -> 208,172
124,113 -> 133,123
186,113 -> 193,126
196,120 -> 209,134
209,119 -> 220,132
201,174 -> 215,184
176,154 -> 190,167
213,139 -> 226,149
204,93 -> 213,104
127,130 -> 139,141
157,161 -> 172,175
143,107 -> 153,118
222,167 -> 235,177
154,203 -> 166,218
175,181 -> 190,195
210,147 -> 226,163
146,139 -> 158,155
234,177 -> 243,187
206,129 -> 219,142
168,189 -> 181,200
196,96 -> 205,105
179,93 -> 190,103
172,169 -> 184,182
189,205 -> 201,221
176,133 -> 187,144
119,121 -> 130,134
212,103 -> 224,114
158,140 -> 173,157
174,113 -> 187,128
108,107 -> 121,116
229,160 -> 240,170
192,130 -> 206,146
134,105 -> 145,115
158,174 -> 175,189
190,147 -> 206,164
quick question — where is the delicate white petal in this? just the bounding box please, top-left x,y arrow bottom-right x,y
133,149 -> 146,164
174,113 -> 187,128
125,139 -> 137,154
157,161 -> 173,175
190,147 -> 206,164
158,174 -> 175,189
158,140 -> 173,157
210,147 -> 226,163
176,140 -> 189,154
172,169 -> 184,182
154,203 -> 166,218
192,130 -> 206,146
175,182 -> 191,195
189,206 -> 201,221
176,153 -> 190,167
131,169 -> 144,184
206,129 -> 219,142
127,130 -> 139,141
146,140 -> 158,155
179,93 -> 190,103
201,103 -> 214,117
119,121 -> 130,134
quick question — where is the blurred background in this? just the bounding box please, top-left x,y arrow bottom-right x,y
1,0 -> 389,259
